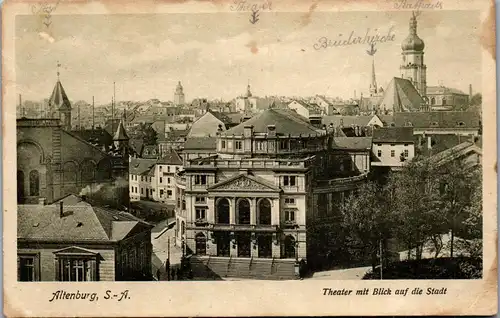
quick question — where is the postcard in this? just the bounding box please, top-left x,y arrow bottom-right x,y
2,0 -> 497,316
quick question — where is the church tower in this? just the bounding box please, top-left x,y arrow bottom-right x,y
400,12 -> 427,98
48,62 -> 72,130
367,43 -> 378,97
174,81 -> 185,105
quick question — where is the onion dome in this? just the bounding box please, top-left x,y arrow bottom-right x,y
401,12 -> 425,52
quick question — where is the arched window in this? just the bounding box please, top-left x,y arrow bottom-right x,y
17,170 -> 25,203
29,170 -> 40,196
63,162 -> 78,183
181,221 -> 186,235
216,198 -> 230,224
284,235 -> 296,259
431,97 -> 435,105
442,98 -> 446,106
195,233 -> 206,256
258,199 -> 272,225
81,160 -> 96,182
237,199 -> 250,225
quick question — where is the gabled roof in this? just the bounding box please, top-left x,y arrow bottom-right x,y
390,111 -> 481,129
49,80 -> 72,111
129,158 -> 157,175
372,127 -> 414,143
379,77 -> 424,112
187,111 -> 226,138
184,137 -> 217,150
208,173 -> 281,192
157,149 -> 182,165
223,108 -> 323,137
331,137 -> 372,150
427,86 -> 468,96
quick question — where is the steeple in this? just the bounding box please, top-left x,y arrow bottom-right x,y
246,80 -> 252,98
367,43 -> 378,97
113,112 -> 129,142
49,61 -> 72,129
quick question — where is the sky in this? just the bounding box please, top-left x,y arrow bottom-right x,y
15,10 -> 481,103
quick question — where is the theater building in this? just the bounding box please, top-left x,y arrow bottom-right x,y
180,109 -> 368,279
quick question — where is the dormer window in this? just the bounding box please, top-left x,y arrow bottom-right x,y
431,122 -> 439,127
458,122 -> 465,127
390,122 -> 396,127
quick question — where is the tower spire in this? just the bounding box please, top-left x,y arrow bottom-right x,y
367,43 -> 378,96
57,61 -> 61,80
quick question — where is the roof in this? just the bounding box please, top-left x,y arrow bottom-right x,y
427,141 -> 482,166
129,158 -> 157,175
184,137 -> 217,150
157,149 -> 182,165
187,111 -> 226,138
113,120 -> 129,140
289,100 -> 323,115
359,96 -> 382,111
415,134 -> 464,157
52,194 -> 90,206
427,86 -> 468,96
129,138 -> 144,155
331,137 -> 372,150
70,128 -> 113,148
378,77 -> 424,112
390,111 -> 481,128
372,127 -> 414,143
49,80 -> 72,111
104,119 -> 121,136
323,115 -> 376,127
223,108 -> 323,137
141,145 -> 159,158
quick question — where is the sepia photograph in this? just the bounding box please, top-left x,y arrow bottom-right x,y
3,0 -> 496,316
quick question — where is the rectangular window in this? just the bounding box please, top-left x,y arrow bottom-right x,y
168,178 -> 171,184
280,140 -> 289,150
404,144 -> 409,147
235,141 -> 242,150
404,149 -> 409,157
141,176 -> 143,182
194,175 -> 207,185
18,254 -> 39,281
160,177 -> 163,183
196,208 -> 206,219
58,258 -> 96,282
256,141 -> 264,151
390,144 -> 396,147
284,198 -> 295,204
167,190 -> 172,197
377,150 -> 382,157
283,176 -> 296,186
195,196 -> 207,204
221,140 -> 226,149
285,210 -> 295,222
141,188 -> 143,194
391,150 -> 395,157
160,189 -> 164,196
159,166 -> 162,172
377,143 -> 382,146
167,166 -> 171,172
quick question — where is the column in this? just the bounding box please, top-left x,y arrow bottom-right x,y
297,231 -> 307,259
230,232 -> 238,257
250,198 -> 257,225
251,233 -> 258,258
207,197 -> 215,223
207,232 -> 217,256
271,233 -> 281,258
230,197 -> 236,224
271,198 -> 280,226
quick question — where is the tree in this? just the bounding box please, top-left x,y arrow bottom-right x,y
388,159 -> 446,260
340,182 -> 393,271
470,93 -> 482,106
438,159 -> 481,257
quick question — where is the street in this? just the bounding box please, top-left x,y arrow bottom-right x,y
151,218 -> 183,281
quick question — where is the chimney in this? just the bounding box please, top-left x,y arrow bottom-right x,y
427,136 -> 432,150
469,84 -> 473,99
59,201 -> 64,218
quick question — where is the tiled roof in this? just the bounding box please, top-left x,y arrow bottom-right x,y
372,127 -> 414,143
104,119 -> 121,136
157,149 -> 182,165
323,115 -> 376,127
129,138 -> 144,155
427,86 -> 468,96
378,77 -> 424,112
331,137 -> 372,150
224,108 -> 323,137
390,111 -> 481,128
187,112 -> 226,138
184,137 -> 217,150
18,205 -> 109,241
129,158 -> 157,175
49,80 -> 71,111
141,145 -> 159,158
415,134 -> 464,157
70,128 -> 113,148
359,96 -> 382,111
52,194 -> 89,206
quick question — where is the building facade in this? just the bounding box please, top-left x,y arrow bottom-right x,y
177,109 -> 369,279
371,127 -> 415,169
17,199 -> 153,281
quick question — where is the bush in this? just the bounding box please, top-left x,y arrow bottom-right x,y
362,257 -> 482,279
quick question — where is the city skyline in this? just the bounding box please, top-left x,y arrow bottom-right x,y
16,11 -> 481,104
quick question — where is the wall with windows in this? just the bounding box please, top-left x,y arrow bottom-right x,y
372,142 -> 415,167
17,244 -> 115,282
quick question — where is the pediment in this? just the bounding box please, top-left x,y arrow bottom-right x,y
208,174 -> 280,192
53,246 -> 99,256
